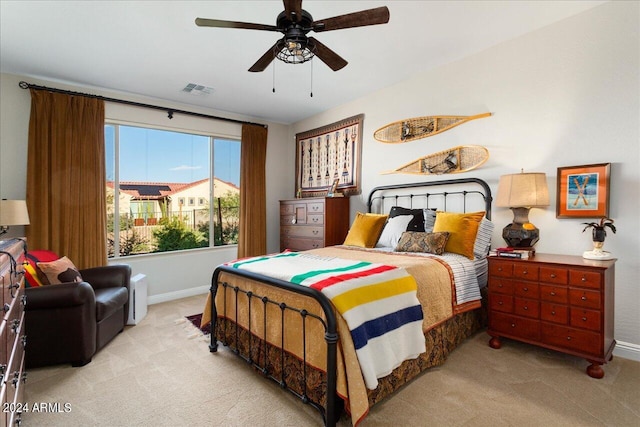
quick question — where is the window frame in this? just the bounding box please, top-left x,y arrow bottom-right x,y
106,120 -> 240,258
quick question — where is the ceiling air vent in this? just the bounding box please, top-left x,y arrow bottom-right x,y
181,83 -> 214,96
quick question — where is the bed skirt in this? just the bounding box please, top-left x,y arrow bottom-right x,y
214,305 -> 483,421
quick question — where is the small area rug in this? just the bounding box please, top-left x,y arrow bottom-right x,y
186,313 -> 211,335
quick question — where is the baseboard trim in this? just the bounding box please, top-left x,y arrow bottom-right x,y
613,340 -> 640,362
148,285 -> 209,305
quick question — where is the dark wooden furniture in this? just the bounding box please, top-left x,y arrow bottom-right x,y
487,253 -> 616,378
280,197 -> 350,252
0,239 -> 27,426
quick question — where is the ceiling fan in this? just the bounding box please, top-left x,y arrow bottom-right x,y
195,0 -> 390,72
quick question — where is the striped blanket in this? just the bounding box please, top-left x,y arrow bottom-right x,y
227,252 -> 426,389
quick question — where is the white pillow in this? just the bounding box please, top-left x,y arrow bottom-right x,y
375,215 -> 413,248
473,217 -> 494,259
423,208 -> 437,232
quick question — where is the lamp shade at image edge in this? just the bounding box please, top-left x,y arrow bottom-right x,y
0,200 -> 30,234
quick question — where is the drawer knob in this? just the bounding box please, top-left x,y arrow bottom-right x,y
12,372 -> 19,387
550,274 -> 556,278
550,292 -> 556,296
511,323 -> 516,328
523,287 -> 528,292
498,267 -> 503,272
523,270 -> 528,275
11,319 -> 20,334
498,301 -> 503,305
567,336 -> 572,341
581,296 -> 587,301
498,284 -> 503,288
312,218 -> 319,223
551,311 -> 556,315
523,306 -> 528,310
582,317 -> 587,321
581,277 -> 587,282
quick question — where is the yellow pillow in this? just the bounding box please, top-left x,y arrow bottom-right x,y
432,211 -> 485,259
343,212 -> 389,248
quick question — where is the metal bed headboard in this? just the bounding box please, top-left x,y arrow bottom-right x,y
367,177 -> 493,219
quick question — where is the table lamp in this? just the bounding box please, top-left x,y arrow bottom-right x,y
496,171 -> 549,248
0,200 -> 31,236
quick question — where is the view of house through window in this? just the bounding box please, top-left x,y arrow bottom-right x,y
105,124 -> 240,257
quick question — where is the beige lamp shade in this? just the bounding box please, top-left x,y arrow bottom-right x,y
0,200 -> 31,226
496,172 -> 550,208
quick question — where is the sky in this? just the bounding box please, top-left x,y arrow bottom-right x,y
105,125 -> 240,186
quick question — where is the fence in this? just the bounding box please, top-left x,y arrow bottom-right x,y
107,205 -> 239,257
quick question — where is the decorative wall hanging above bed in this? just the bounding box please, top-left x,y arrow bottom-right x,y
373,112 -> 491,143
295,114 -> 363,197
382,145 -> 489,175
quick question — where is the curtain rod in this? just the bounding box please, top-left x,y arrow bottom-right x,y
18,81 -> 267,129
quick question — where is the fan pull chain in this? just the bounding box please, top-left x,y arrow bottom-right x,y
310,59 -> 313,98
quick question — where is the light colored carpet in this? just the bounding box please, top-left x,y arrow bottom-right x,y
25,294 -> 640,426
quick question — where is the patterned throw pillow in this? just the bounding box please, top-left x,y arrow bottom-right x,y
389,206 -> 425,232
24,250 -> 60,287
395,231 -> 450,255
423,208 -> 437,232
37,256 -> 83,285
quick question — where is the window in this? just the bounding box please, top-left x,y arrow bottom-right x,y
106,124 -> 240,257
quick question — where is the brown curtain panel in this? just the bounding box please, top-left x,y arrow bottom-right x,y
237,124 -> 268,258
25,89 -> 107,269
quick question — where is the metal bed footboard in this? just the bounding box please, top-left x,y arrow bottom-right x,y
210,265 -> 340,427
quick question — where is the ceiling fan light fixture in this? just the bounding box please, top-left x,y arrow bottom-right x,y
276,37 -> 314,65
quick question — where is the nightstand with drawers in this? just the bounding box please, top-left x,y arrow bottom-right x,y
487,253 -> 616,378
280,197 -> 350,252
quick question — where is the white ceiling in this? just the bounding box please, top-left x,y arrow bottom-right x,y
0,1 -> 606,125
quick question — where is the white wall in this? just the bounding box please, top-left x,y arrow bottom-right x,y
0,72 -> 291,303
291,1 -> 640,357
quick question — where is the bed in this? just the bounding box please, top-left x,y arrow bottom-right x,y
202,178 -> 493,426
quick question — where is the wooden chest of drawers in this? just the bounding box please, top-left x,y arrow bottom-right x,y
487,253 -> 615,378
0,239 -> 27,426
280,197 -> 350,252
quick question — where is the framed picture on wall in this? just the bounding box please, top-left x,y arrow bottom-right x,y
295,114 -> 363,198
556,163 -> 610,218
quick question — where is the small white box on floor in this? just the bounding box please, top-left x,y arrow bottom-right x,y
127,273 -> 148,325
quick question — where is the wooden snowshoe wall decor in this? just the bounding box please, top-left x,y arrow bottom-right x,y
382,145 -> 489,176
373,112 -> 491,143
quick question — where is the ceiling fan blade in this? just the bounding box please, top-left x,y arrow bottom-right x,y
308,37 -> 347,71
248,40 -> 283,72
312,6 -> 390,32
195,18 -> 278,32
283,0 -> 303,22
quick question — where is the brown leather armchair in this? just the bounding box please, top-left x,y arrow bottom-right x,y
24,264 -> 130,368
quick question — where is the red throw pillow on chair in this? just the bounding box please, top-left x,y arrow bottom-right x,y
24,250 -> 59,288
